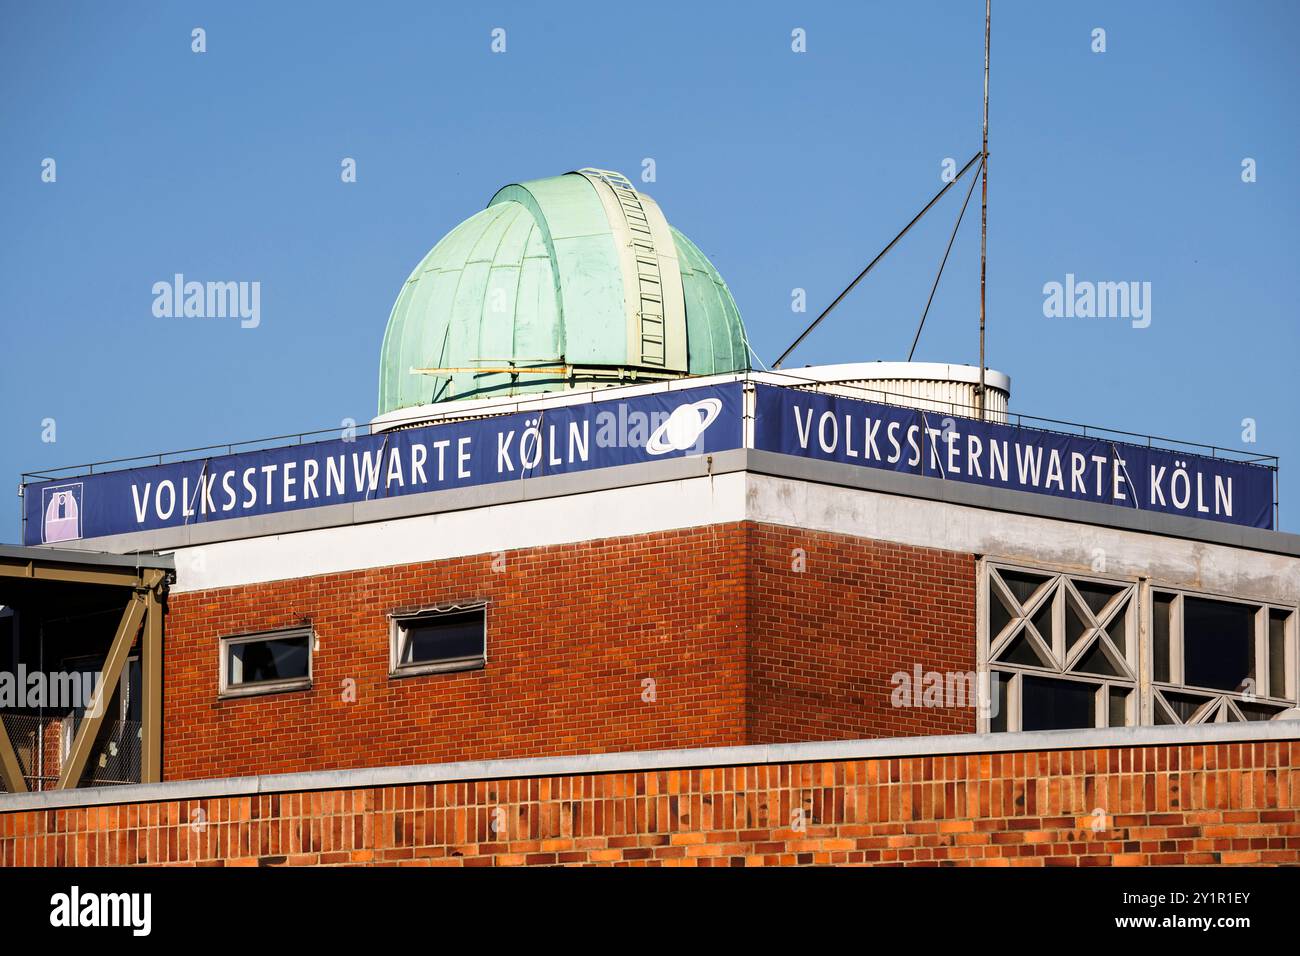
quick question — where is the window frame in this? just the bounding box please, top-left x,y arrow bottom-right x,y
979,557 -> 1300,731
218,626 -> 314,699
1147,584 -> 1298,724
388,602 -> 488,678
1012,670 -> 1134,734
980,560 -> 1140,733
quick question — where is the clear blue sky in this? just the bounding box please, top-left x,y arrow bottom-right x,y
2,0 -> 1297,536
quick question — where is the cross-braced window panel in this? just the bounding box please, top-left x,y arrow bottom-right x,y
984,563 -> 1138,732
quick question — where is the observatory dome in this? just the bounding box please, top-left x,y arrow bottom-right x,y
378,169 -> 750,417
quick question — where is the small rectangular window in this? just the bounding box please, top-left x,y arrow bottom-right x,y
220,628 -> 312,697
390,605 -> 486,677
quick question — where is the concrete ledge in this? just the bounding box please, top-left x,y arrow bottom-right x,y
744,450 -> 1300,558
3,721 -> 1296,813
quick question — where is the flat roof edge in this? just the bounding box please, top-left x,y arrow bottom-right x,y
745,450 -> 1300,558
2,721 -> 1295,813
29,449 -> 1300,560
0,544 -> 174,571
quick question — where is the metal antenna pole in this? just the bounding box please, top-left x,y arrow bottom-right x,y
978,0 -> 990,419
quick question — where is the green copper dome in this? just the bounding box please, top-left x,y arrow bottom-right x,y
378,169 -> 749,416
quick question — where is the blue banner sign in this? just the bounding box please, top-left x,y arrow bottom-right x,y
751,385 -> 1274,529
23,383 -> 745,545
21,380 -> 1276,544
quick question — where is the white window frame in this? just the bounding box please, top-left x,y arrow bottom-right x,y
218,626 -> 313,699
388,603 -> 487,678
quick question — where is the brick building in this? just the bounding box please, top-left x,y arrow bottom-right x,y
2,169 -> 1297,866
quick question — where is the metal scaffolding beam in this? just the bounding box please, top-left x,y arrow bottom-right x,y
56,590 -> 147,789
141,583 -> 164,784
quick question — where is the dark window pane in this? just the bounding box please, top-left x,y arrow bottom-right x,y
1074,581 -> 1121,618
1154,699 -> 1175,725
1000,571 -> 1049,609
1021,676 -> 1097,731
1269,611 -> 1289,699
1238,701 -> 1286,722
1075,639 -> 1122,678
399,609 -> 484,666
1161,690 -> 1213,724
1030,600 -> 1053,648
989,587 -> 1012,640
1106,601 -> 1128,656
1108,687 -> 1129,727
1065,598 -> 1089,652
996,629 -> 1050,668
1153,594 -> 1172,684
1183,597 -> 1254,692
229,635 -> 310,685
988,671 -> 1009,732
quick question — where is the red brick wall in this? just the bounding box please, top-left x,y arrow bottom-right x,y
3,739 -> 1295,866
160,521 -> 977,781
163,524 -> 750,780
746,524 -> 977,743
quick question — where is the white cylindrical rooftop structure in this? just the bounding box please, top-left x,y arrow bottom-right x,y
772,362 -> 1011,423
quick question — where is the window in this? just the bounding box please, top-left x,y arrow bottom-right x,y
983,563 -> 1137,732
389,604 -> 486,677
981,560 -> 1299,731
219,627 -> 312,697
1150,591 -> 1295,724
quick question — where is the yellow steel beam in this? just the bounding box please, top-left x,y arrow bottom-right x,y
0,558 -> 157,589
141,586 -> 163,783
56,591 -> 146,789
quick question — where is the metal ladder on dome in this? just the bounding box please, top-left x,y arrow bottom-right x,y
579,168 -> 666,367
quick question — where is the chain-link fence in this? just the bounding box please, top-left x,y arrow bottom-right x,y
0,711 -> 141,792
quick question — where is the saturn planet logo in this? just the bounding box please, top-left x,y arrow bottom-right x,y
645,398 -> 723,455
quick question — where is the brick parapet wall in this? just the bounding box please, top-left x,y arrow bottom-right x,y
161,521 -> 979,781
3,736 -> 1295,866
745,524 -> 976,742
164,523 -> 753,780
